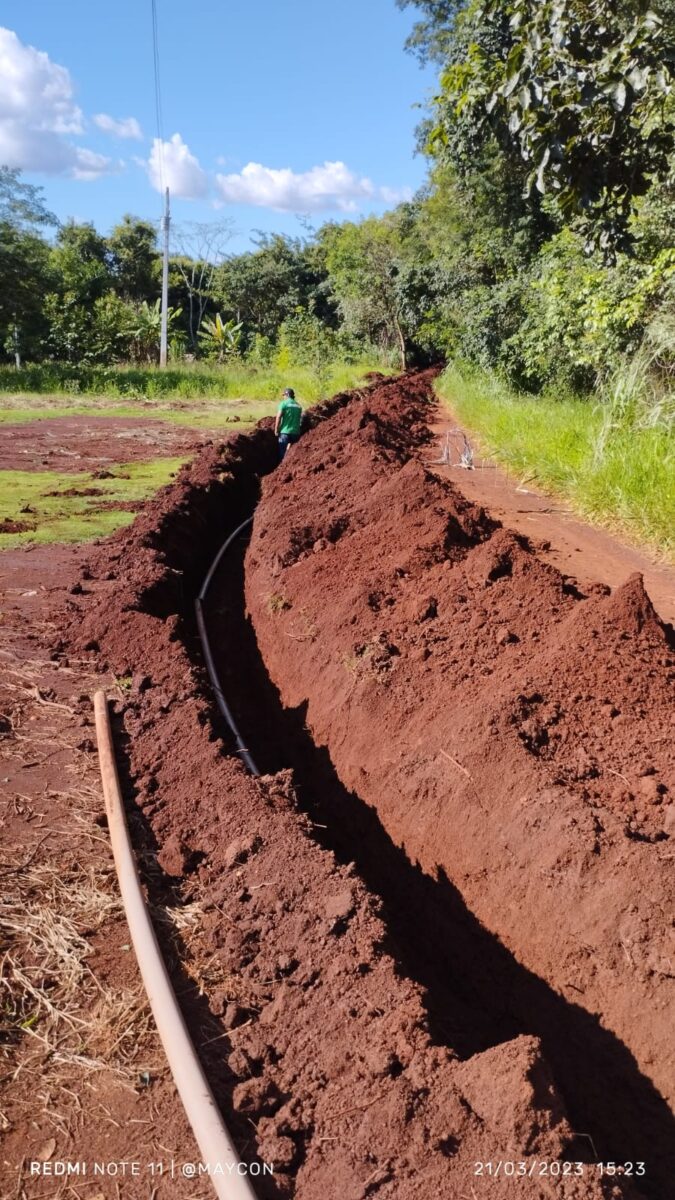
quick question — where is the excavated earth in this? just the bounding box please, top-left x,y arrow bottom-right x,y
57,372 -> 673,1199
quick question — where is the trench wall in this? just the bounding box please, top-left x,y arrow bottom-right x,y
245,372 -> 675,1196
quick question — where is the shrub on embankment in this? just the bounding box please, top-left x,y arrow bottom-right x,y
437,363 -> 675,560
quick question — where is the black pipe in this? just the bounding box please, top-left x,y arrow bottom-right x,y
195,515 -> 260,777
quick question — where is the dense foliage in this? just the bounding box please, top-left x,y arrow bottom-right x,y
441,3 -> 675,256
2,1 -> 675,406
0,188 -> 400,373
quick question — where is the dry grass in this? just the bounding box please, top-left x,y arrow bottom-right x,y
0,640 -> 222,1199
0,854 -> 155,1094
153,901 -> 239,1001
0,651 -> 161,1116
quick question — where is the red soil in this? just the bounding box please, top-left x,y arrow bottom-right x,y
5,372 -> 662,1190
52,387 -> 640,1198
427,415 -> 675,625
245,371 -> 675,1195
0,544 -> 201,1200
1,414 -> 212,472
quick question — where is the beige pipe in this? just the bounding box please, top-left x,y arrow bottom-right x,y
93,691 -> 259,1200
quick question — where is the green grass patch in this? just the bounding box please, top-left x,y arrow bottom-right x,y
437,364 -> 675,560
0,458 -> 187,550
0,360 -> 386,404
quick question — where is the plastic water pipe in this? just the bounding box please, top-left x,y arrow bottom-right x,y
93,691 -> 258,1200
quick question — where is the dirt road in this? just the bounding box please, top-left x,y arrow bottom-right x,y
428,416 -> 674,624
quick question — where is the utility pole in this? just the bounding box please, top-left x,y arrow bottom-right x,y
160,186 -> 170,367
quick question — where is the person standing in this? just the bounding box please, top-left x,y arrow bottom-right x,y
274,387 -> 303,462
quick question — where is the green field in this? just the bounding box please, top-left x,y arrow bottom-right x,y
437,365 -> 675,561
0,459 -> 187,550
0,395 -> 277,430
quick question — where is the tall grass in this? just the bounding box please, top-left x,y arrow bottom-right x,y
437,362 -> 674,560
0,359 -> 389,403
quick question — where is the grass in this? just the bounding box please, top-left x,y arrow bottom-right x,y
0,457 -> 186,549
0,396 -> 277,429
0,358 -> 388,404
436,363 -> 675,560
0,359 -> 389,432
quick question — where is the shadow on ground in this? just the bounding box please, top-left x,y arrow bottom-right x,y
201,528 -> 675,1198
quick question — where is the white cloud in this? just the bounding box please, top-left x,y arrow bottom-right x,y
0,27 -> 111,179
147,133 -> 208,199
214,160 -> 408,213
93,113 -> 143,140
380,184 -> 413,205
0,26 -> 82,133
71,146 -> 114,181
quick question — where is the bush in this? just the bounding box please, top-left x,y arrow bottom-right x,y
480,230 -> 675,393
247,333 -> 274,368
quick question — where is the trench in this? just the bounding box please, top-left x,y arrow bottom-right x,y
73,380 -> 672,1195
198,520 -> 674,1197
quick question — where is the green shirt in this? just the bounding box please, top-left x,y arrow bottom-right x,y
278,397 -> 302,436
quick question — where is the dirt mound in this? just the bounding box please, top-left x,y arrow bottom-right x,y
246,373 -> 675,1195
56,376 -> 640,1197
0,517 -> 34,533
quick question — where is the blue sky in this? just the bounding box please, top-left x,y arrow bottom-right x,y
0,0 -> 435,250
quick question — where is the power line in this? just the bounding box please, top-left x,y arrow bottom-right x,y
151,0 -> 165,193
151,0 -> 170,367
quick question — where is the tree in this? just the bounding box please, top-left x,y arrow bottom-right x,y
88,294 -> 136,363
0,166 -> 56,229
50,221 -> 111,305
217,233 -> 335,345
0,226 -> 52,364
432,0 -> 675,254
171,221 -> 233,351
42,223 -> 113,362
322,216 -> 410,368
108,215 -> 160,301
0,168 -> 56,364
396,0 -> 468,65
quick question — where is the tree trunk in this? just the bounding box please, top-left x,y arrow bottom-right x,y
188,288 -> 196,351
394,316 -> 407,371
